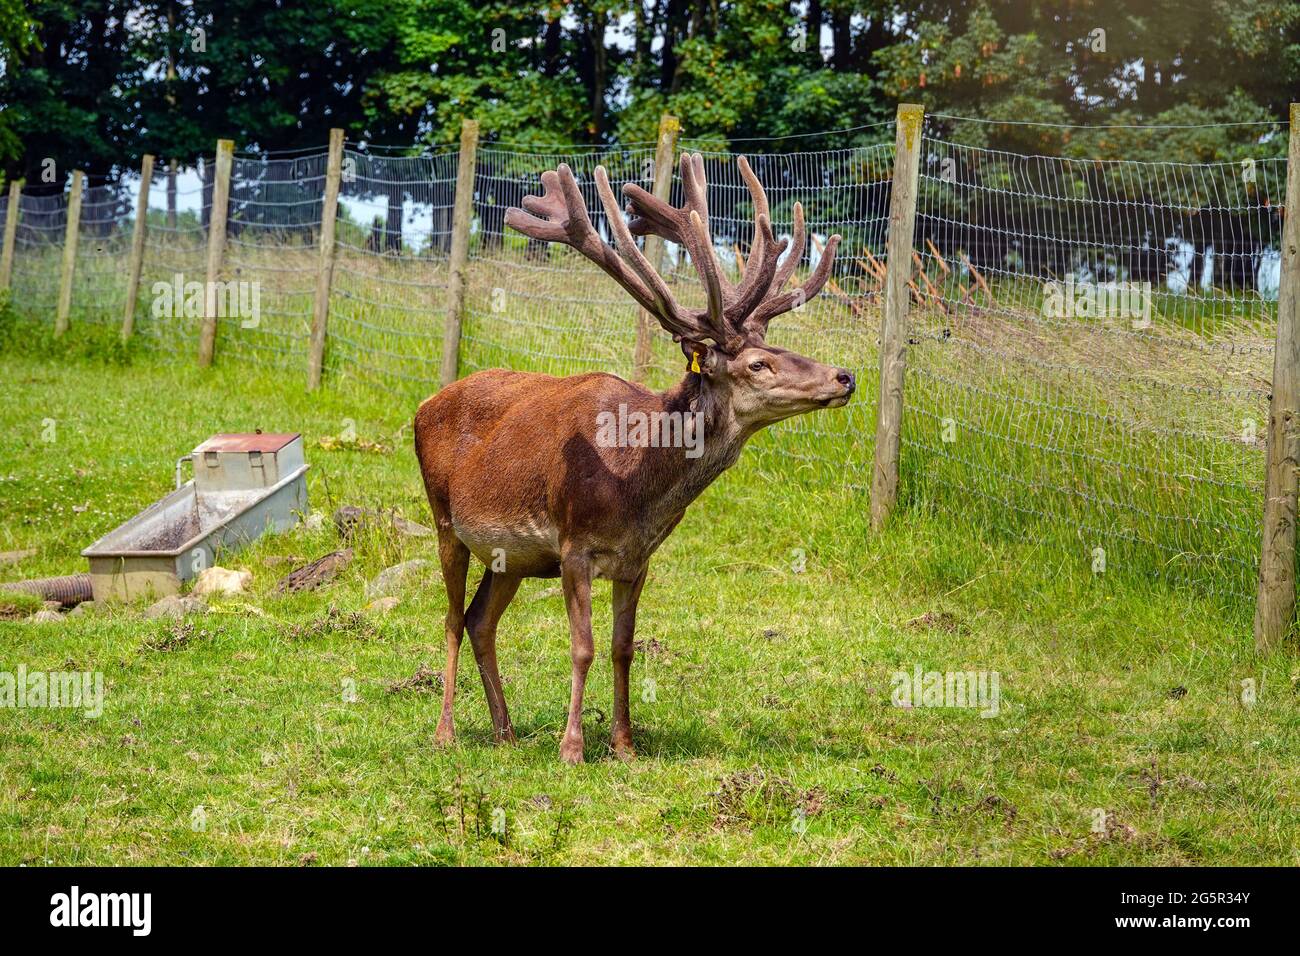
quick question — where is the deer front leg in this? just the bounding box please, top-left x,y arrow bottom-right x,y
610,567 -> 647,760
559,554 -> 594,765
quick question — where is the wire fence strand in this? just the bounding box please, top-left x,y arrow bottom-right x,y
0,115 -> 1286,606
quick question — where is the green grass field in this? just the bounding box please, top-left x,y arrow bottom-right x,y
1,314 -> 1297,866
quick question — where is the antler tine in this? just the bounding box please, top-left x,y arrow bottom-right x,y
732,156 -> 771,298
737,155 -> 770,220
770,200 -> 807,294
621,181 -> 676,239
687,210 -> 726,336
600,152 -> 840,348
726,213 -> 786,323
505,163 -> 663,321
745,233 -> 841,337
593,166 -> 705,343
680,153 -> 711,223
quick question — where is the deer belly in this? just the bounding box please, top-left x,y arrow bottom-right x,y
453,515 -> 561,577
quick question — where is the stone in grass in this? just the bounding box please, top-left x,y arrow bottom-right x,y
67,600 -> 98,617
276,549 -> 354,593
192,566 -> 252,597
143,594 -> 208,620
29,608 -> 63,623
334,506 -> 434,542
302,511 -> 326,532
365,559 -> 432,598
365,596 -> 401,615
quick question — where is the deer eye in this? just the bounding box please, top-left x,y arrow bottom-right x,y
748,360 -> 769,373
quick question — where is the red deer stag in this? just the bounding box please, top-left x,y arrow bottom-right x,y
414,154 -> 852,763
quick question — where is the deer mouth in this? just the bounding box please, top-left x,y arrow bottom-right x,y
821,394 -> 852,408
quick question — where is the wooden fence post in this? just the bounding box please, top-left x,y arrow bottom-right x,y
198,139 -> 234,367
440,119 -> 480,388
55,169 -> 85,336
308,128 -> 346,390
870,103 -> 924,531
121,154 -> 154,340
1254,102 -> 1300,652
633,113 -> 681,382
167,159 -> 177,229
0,179 -> 21,291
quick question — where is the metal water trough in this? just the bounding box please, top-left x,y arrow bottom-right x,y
82,434 -> 309,601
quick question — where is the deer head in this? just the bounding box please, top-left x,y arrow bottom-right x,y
503,154 -> 854,430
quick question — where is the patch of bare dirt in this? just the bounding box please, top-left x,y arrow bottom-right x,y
905,611 -> 962,632
285,607 -> 377,641
969,794 -> 1018,826
386,663 -> 443,695
143,620 -> 205,652
710,768 -> 825,830
633,637 -> 671,659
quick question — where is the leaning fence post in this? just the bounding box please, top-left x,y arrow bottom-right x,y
870,103 -> 924,531
198,139 -> 234,367
308,128 -> 346,391
55,170 -> 85,336
1253,103 -> 1300,652
121,154 -> 154,340
0,178 -> 21,291
633,113 -> 681,382
439,118 -> 480,388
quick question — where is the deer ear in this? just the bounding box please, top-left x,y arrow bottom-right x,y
680,339 -> 719,375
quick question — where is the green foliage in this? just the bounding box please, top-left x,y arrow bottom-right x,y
0,2 -> 1296,177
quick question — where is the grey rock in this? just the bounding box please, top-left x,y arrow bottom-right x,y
143,594 -> 207,620
365,559 -> 432,598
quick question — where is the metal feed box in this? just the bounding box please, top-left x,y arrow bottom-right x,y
192,433 -> 306,492
82,434 -> 309,601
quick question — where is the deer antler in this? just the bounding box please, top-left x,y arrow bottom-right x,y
504,156 -> 842,351
504,163 -> 723,345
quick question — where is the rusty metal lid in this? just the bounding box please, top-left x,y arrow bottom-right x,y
192,433 -> 300,454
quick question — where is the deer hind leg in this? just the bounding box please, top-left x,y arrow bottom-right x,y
433,524 -> 470,747
610,567 -> 648,760
465,567 -> 522,743
559,554 -> 594,765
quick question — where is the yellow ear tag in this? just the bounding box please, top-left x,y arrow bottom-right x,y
690,350 -> 702,373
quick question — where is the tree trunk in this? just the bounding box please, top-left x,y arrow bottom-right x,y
386,188 -> 403,253
831,7 -> 852,70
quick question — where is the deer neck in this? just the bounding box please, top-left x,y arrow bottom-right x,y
643,372 -> 753,513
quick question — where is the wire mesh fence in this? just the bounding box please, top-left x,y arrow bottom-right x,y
0,111 -> 1290,608
908,117 -> 1281,600
329,145 -> 459,396
134,158 -> 209,360
10,186 -> 67,322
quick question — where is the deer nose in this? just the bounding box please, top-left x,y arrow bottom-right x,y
835,369 -> 855,392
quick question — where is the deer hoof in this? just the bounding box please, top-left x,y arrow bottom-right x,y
494,727 -> 518,745
611,733 -> 636,761
433,723 -> 455,748
559,737 -> 585,764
